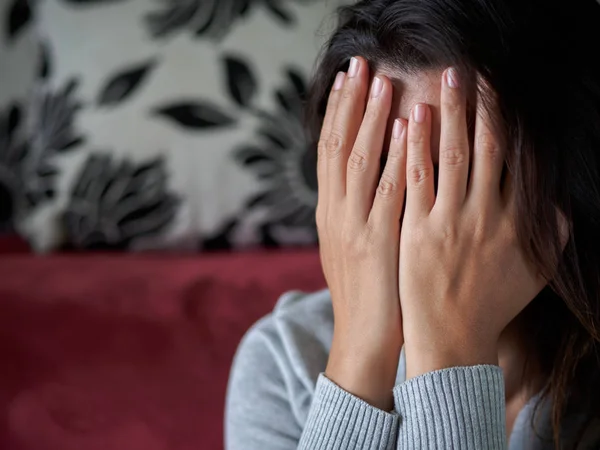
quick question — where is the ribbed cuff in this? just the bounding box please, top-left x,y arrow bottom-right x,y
299,374 -> 399,450
394,365 -> 506,449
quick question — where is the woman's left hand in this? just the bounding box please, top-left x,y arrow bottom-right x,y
399,68 -> 548,379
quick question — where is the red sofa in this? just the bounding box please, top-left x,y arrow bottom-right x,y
0,236 -> 325,450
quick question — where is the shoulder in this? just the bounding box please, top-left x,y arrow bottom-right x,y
242,289 -> 333,383
227,290 -> 333,426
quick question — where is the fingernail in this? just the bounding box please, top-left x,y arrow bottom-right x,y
333,72 -> 346,91
393,119 -> 404,140
371,77 -> 383,98
446,68 -> 459,89
348,57 -> 360,78
413,104 -> 427,123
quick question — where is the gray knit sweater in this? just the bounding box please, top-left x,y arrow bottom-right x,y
225,290 -> 599,449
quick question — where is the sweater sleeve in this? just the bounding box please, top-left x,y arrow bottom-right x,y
226,321 -> 399,450
298,374 -> 399,450
393,365 -> 507,449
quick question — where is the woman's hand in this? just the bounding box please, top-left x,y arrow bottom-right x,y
318,57 -> 407,410
399,68 -> 548,379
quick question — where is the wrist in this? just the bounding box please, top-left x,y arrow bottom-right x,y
326,330 -> 402,411
404,341 -> 498,379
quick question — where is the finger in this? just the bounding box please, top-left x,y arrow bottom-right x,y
347,75 -> 393,221
405,103 -> 435,217
327,56 -> 370,201
317,72 -> 346,204
437,68 -> 469,212
470,86 -> 504,208
370,119 -> 407,231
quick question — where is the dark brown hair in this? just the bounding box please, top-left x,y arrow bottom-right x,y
307,0 -> 600,447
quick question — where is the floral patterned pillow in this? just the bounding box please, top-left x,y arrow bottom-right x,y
0,0 -> 343,252
0,0 -> 38,235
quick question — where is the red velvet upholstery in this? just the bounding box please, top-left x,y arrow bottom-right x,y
0,251 -> 325,450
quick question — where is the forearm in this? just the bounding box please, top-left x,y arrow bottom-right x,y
325,326 -> 403,411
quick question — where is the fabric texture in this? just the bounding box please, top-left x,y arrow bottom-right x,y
0,250 -> 325,450
394,366 -> 505,449
0,0 -> 347,252
300,375 -> 399,449
226,290 -> 600,449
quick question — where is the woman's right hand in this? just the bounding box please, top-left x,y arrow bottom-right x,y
318,57 -> 408,411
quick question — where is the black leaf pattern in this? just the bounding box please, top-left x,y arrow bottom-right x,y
5,78 -> 88,212
264,0 -> 295,25
194,2 -> 217,37
97,60 -> 156,106
274,69 -> 306,119
38,44 -> 52,80
0,103 -> 29,230
286,69 -> 307,98
59,137 -> 86,151
224,56 -> 258,108
0,0 -> 327,250
246,192 -> 270,209
257,126 -> 288,150
23,157 -> 61,207
0,184 -> 16,231
154,102 -> 236,129
259,224 -> 280,248
237,0 -> 252,17
6,0 -> 32,40
235,146 -> 279,179
145,0 -> 201,39
146,0 -> 314,41
6,105 -> 21,139
200,218 -> 239,251
31,78 -> 86,153
63,153 -> 180,250
275,90 -> 293,114
231,67 -> 317,246
61,0 -> 128,3
236,146 -> 273,166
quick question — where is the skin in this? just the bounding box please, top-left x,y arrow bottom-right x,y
318,56 -> 549,434
382,70 -> 444,164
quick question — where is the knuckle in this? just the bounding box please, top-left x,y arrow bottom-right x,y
362,222 -> 379,246
472,221 -> 488,244
377,174 -> 400,198
441,223 -> 459,242
440,145 -> 467,167
317,138 -> 328,158
340,225 -> 360,248
408,163 -> 433,185
476,135 -> 500,159
386,147 -> 402,161
408,133 -> 426,147
326,132 -> 345,159
348,149 -> 369,172
405,224 -> 426,246
341,85 -> 355,101
341,223 -> 377,255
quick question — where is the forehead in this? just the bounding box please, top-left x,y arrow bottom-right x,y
378,68 -> 443,117
374,68 -> 444,162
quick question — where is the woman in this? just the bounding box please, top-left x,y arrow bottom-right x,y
226,0 -> 600,448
